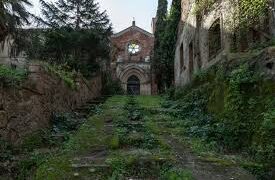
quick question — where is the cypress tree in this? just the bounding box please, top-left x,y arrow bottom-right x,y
153,0 -> 168,92
153,0 -> 181,91
160,0 -> 181,89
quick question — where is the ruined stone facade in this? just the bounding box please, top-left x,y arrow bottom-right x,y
175,0 -> 275,86
0,38 -> 27,68
111,21 -> 156,95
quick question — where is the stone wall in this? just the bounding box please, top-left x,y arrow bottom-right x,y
0,64 -> 102,144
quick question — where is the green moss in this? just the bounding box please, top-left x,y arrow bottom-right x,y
201,156 -> 234,167
34,96 -> 128,179
35,155 -> 72,180
162,168 -> 194,180
136,96 -> 163,109
42,62 -> 76,89
109,134 -> 120,150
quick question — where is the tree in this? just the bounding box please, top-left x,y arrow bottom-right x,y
153,0 -> 168,92
153,0 -> 181,92
39,0 -> 111,33
159,0 -> 181,89
0,0 -> 32,42
29,0 -> 113,77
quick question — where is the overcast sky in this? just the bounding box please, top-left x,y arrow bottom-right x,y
29,0 -> 172,33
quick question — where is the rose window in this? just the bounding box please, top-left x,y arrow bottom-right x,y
128,43 -> 141,55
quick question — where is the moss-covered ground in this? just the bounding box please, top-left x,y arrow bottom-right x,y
32,95 -> 256,180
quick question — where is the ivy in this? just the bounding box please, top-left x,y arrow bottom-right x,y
165,58 -> 275,178
192,0 -> 217,15
193,0 -> 269,28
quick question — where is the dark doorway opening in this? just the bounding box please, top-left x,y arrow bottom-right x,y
189,41 -> 194,77
127,75 -> 140,95
209,19 -> 222,59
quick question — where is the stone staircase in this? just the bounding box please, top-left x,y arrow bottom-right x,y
68,112 -> 114,179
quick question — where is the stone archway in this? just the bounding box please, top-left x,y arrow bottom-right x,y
118,65 -> 151,95
127,75 -> 140,95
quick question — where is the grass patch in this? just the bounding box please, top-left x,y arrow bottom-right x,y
136,96 -> 163,109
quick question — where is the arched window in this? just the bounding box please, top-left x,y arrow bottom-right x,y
127,75 -> 140,95
209,19 -> 221,60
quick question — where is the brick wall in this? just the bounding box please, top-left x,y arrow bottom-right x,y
111,26 -> 154,63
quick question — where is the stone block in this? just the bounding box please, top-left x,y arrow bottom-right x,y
267,46 -> 275,57
28,64 -> 42,73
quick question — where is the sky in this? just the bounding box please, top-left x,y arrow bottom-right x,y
29,0 -> 172,33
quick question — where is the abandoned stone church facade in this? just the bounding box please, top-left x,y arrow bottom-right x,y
111,21 -> 156,95
175,0 -> 275,86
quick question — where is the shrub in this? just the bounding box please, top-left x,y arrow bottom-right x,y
0,65 -> 27,86
42,63 -> 76,89
102,72 -> 124,95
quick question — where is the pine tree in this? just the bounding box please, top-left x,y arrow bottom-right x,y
0,0 -> 32,42
39,0 -> 111,33
32,0 -> 113,77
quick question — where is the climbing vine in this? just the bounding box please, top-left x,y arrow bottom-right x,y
193,0 -> 269,28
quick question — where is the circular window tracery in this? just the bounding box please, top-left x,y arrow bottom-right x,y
128,43 -> 141,55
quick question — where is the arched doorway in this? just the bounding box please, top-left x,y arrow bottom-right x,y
209,19 -> 221,59
127,75 -> 140,95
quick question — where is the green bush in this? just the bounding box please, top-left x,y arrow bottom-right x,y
21,130 -> 53,152
102,72 -> 124,95
0,65 -> 27,86
42,63 -> 76,89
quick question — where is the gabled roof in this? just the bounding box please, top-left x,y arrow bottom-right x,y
111,24 -> 154,38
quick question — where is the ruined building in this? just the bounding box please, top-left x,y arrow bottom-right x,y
175,0 -> 275,86
110,21 -> 156,95
0,38 -> 26,68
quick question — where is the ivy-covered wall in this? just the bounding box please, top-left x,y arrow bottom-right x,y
168,47 -> 275,179
175,0 -> 275,87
